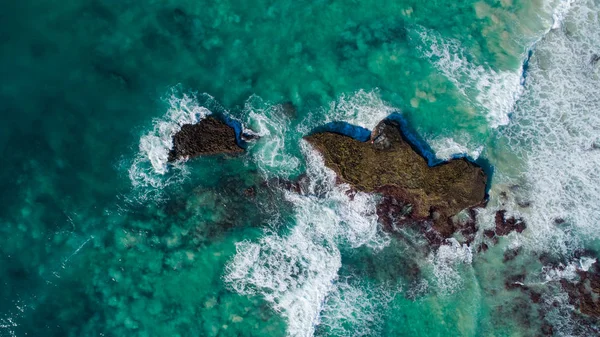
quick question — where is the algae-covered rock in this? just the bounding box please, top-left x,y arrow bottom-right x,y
304,119 -> 487,237
168,116 -> 243,162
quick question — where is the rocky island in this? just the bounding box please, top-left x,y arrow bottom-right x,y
305,119 -> 488,239
168,116 -> 244,162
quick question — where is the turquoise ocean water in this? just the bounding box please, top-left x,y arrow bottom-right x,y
1,0 -> 600,336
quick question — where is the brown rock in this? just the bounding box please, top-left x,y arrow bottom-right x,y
168,116 -> 243,162
304,119 -> 487,236
541,323 -> 554,336
495,210 -> 526,236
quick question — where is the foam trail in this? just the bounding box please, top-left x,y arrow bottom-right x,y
548,0 -> 577,29
128,89 -> 213,194
500,0 -> 600,253
225,141 -> 387,337
61,235 -> 94,266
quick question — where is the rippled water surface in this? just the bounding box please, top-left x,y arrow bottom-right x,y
1,0 -> 599,336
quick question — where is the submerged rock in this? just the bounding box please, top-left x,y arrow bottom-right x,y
561,261 -> 600,319
304,119 -> 487,237
503,247 -> 522,262
264,173 -> 311,195
279,101 -> 297,118
168,116 -> 244,162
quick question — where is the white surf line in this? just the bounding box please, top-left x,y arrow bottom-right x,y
225,140 -> 387,337
416,0 -> 578,131
501,0 -> 600,253
128,89 -> 215,196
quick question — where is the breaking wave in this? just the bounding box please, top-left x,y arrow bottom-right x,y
241,97 -> 301,178
322,89 -> 396,130
128,89 -> 215,198
427,238 -> 474,294
224,141 -> 388,337
416,28 -> 525,128
500,0 -> 600,253
428,135 -> 483,161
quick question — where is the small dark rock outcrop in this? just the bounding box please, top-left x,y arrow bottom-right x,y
304,119 -> 487,237
168,117 -> 244,162
479,211 -> 526,247
495,210 -> 526,236
561,261 -> 600,319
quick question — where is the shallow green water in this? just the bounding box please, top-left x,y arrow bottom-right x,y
2,0 -> 600,336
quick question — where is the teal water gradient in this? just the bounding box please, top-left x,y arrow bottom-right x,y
2,0 -> 599,336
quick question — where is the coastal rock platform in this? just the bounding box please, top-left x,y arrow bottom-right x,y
305,119 -> 488,238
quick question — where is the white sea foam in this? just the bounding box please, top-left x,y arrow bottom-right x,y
417,28 -> 524,128
128,89 -> 213,194
548,0 -> 577,29
541,290 -> 585,337
428,135 -> 483,161
579,256 -> 596,272
542,257 -> 597,284
427,238 -> 473,294
242,97 -> 301,177
225,141 -> 387,337
318,280 -> 398,337
0,315 -> 18,337
323,89 -> 395,130
501,0 -> 600,253
226,229 -> 341,337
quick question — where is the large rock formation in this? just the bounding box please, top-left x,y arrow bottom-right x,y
168,116 -> 244,162
304,119 -> 487,237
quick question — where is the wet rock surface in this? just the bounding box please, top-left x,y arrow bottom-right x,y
477,210 -> 527,250
494,210 -> 526,236
305,119 -> 488,238
168,116 -> 244,162
561,261 -> 600,319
